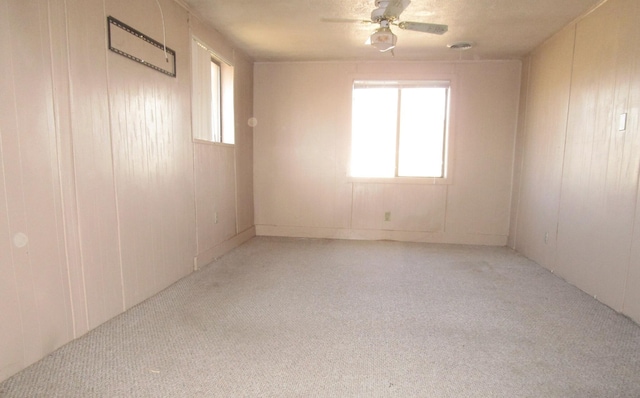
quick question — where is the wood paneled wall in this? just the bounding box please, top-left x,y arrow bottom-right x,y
511,0 -> 640,323
189,16 -> 256,268
254,61 -> 521,246
0,0 -> 74,376
0,0 -> 254,382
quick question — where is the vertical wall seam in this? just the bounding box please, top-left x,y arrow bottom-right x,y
508,58 -> 529,250
21,1 -> 41,367
102,0 -> 127,312
0,0 -> 27,367
189,27 -> 202,265
349,182 -> 354,230
553,24 -> 579,273
188,14 -> 198,269
59,0 -> 80,339
620,8 -> 639,313
46,0 -> 79,339
620,128 -> 638,313
68,0 -> 92,333
234,146 -> 240,238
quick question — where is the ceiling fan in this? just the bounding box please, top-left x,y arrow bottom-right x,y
323,0 -> 448,53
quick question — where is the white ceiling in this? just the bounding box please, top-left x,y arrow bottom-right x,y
182,0 -> 603,62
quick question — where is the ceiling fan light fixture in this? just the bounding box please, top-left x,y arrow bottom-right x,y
370,27 -> 397,52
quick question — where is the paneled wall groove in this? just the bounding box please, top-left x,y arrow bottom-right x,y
506,56 -> 530,250
47,0 -> 89,338
103,17 -> 127,315
551,25 -> 579,272
0,0 -> 27,378
620,0 -> 640,316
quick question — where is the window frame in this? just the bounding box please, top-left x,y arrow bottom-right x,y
210,56 -> 222,142
347,74 -> 457,185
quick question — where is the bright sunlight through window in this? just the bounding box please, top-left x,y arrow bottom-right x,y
350,81 -> 450,178
210,59 -> 221,142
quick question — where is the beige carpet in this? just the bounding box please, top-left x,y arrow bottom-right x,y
1,237 -> 640,397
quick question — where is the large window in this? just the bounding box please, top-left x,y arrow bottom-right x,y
350,80 -> 450,179
191,38 -> 234,144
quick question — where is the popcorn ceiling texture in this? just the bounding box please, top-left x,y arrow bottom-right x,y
183,0 -> 603,61
2,237 -> 639,396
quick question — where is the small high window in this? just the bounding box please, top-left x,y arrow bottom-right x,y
350,80 -> 450,179
191,38 -> 234,144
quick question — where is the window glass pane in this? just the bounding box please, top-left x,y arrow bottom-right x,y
211,60 -> 221,142
397,87 -> 447,177
351,87 -> 398,178
221,62 -> 235,144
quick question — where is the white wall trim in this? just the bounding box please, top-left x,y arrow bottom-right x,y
194,226 -> 256,269
256,225 -> 507,246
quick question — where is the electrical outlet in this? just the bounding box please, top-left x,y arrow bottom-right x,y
214,212 -> 219,224
384,211 -> 391,222
544,232 -> 549,244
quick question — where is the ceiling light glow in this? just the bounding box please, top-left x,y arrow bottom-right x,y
370,27 -> 397,52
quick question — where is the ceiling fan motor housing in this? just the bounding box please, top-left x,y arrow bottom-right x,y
371,1 -> 389,22
374,0 -> 390,9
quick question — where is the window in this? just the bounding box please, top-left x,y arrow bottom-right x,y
350,80 -> 450,179
191,38 -> 234,144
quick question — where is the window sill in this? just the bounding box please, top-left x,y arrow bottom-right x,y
193,139 -> 235,148
347,176 -> 452,185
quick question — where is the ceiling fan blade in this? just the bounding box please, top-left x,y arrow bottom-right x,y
321,17 -> 373,24
397,21 -> 448,35
383,0 -> 411,19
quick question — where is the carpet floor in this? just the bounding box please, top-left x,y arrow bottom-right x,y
1,237 -> 640,397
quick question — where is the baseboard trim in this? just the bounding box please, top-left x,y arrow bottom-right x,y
195,226 -> 256,269
255,225 -> 507,246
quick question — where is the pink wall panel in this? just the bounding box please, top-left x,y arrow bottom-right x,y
0,157 -> 23,380
233,56 -> 256,233
0,0 -> 73,373
444,62 -> 520,237
108,76 -> 195,307
194,144 -> 237,256
47,0 -> 89,337
513,0 -> 640,322
64,0 -> 125,329
618,0 -> 640,320
0,3 -> 26,374
106,0 -> 195,308
555,0 -> 640,309
0,0 -> 253,383
513,27 -> 575,268
351,183 -> 446,232
0,1 -> 39,374
190,17 -> 255,267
